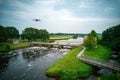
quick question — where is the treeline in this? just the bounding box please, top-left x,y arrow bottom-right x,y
50,33 -> 87,37
84,24 -> 120,56
50,33 -> 101,37
84,24 -> 120,53
21,27 -> 49,41
100,24 -> 120,52
0,25 -> 49,42
0,25 -> 19,42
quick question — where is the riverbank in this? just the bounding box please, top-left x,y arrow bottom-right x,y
0,42 -> 31,53
83,45 -> 112,60
46,46 -> 93,80
0,46 -> 68,80
83,45 -> 120,80
95,73 -> 120,80
46,45 -> 114,80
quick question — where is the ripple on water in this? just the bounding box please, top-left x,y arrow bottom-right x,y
0,47 -> 71,80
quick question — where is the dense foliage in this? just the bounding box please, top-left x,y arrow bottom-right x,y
0,25 -> 19,42
0,25 -> 50,42
0,25 -> 8,42
6,26 -> 19,39
84,30 -> 97,49
100,24 -> 120,52
50,33 -> 87,37
73,34 -> 78,39
90,30 -> 97,37
21,27 -> 49,41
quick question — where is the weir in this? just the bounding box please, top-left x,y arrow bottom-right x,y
30,42 -> 80,49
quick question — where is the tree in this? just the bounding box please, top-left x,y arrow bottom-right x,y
91,30 -> 97,37
5,27 -> 19,39
73,34 -> 78,39
0,25 -> 8,42
100,24 -> 120,52
21,27 -> 49,41
84,30 -> 97,49
38,29 -> 49,41
43,29 -> 49,40
21,27 -> 38,41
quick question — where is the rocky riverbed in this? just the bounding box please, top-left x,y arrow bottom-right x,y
0,47 -> 70,80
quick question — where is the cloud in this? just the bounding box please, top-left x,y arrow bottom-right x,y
0,0 -> 120,33
78,0 -> 101,8
0,0 -> 3,4
79,0 -> 90,8
103,7 -> 115,14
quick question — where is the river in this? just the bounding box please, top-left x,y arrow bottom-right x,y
0,37 -> 115,80
0,37 -> 83,80
53,37 -> 83,45
0,47 -> 70,80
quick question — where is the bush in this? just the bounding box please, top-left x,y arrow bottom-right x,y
6,44 -> 10,50
100,24 -> 120,52
84,32 -> 97,49
73,34 -> 78,39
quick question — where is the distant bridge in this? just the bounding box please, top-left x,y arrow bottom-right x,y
77,47 -> 120,72
30,42 -> 80,49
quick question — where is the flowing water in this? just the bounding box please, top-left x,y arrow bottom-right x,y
0,47 -> 70,80
0,38 -> 115,80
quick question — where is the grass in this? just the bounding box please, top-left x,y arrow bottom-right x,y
83,45 -> 112,60
97,34 -> 102,39
95,73 -> 120,80
83,45 -> 119,80
46,46 -> 93,80
0,42 -> 30,53
46,45 -> 112,80
49,35 -> 73,40
34,39 -> 55,43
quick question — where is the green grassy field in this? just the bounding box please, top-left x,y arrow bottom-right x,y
97,34 -> 102,39
0,42 -> 30,53
83,45 -> 112,60
49,35 -> 73,40
46,45 -> 112,80
46,46 -> 93,80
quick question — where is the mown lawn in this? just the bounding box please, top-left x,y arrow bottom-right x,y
83,45 -> 112,60
46,45 -> 112,80
46,46 -> 93,80
0,42 -> 30,53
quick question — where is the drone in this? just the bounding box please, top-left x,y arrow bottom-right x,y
33,19 -> 41,22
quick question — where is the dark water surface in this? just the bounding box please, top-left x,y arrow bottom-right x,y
0,47 -> 69,80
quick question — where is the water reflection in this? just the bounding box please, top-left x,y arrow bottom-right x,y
0,55 -> 10,72
0,47 -> 70,80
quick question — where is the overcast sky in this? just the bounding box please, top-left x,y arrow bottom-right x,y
0,0 -> 120,34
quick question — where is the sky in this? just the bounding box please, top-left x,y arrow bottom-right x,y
0,0 -> 120,34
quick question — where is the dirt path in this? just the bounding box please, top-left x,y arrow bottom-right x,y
76,47 -> 86,58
